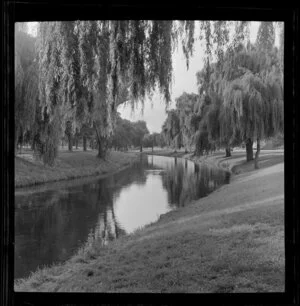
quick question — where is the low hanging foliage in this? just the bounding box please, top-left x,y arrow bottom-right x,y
222,48 -> 283,145
161,109 -> 182,149
175,92 -> 199,150
35,20 -> 273,163
15,27 -> 38,148
158,21 -> 283,161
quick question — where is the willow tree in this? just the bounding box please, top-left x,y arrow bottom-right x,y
222,43 -> 283,168
161,109 -> 182,150
191,22 -> 254,158
15,26 -> 38,153
175,92 -> 199,151
131,121 -> 149,152
36,20 -> 253,164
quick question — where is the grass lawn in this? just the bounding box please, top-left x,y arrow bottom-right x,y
15,150 -> 139,188
15,151 -> 284,293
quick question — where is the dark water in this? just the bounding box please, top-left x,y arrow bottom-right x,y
15,155 -> 230,279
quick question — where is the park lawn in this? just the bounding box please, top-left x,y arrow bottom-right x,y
15,151 -> 284,293
15,150 -> 139,188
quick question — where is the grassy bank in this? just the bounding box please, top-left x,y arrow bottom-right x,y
15,151 -> 284,293
15,150 -> 139,188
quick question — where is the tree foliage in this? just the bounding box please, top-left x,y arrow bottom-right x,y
35,20 -> 251,163
159,21 -> 283,166
161,109 -> 182,149
15,27 -> 38,150
16,20 -> 283,166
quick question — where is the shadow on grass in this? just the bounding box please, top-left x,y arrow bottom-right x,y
232,154 -> 284,175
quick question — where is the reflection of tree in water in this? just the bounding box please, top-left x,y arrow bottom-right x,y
15,156 -> 148,279
162,161 -> 229,207
81,179 -> 126,252
162,162 -> 184,207
15,155 -> 230,278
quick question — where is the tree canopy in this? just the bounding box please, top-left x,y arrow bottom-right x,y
15,20 -> 283,167
159,21 -> 283,168
15,27 -> 38,150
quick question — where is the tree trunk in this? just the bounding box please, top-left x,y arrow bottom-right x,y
31,139 -> 36,151
94,126 -> 107,159
254,138 -> 260,169
225,145 -> 231,157
97,140 -> 104,158
97,137 -> 108,159
68,135 -> 72,151
83,136 -> 87,151
246,138 -> 254,161
140,145 -> 143,152
75,137 -> 78,149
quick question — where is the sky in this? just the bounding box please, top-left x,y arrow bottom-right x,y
26,21 -> 280,133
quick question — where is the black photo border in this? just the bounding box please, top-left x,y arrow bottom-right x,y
1,2 -> 299,305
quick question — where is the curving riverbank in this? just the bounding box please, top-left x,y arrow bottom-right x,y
15,150 -> 284,293
15,150 -> 140,188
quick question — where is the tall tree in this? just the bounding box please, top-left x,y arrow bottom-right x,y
175,92 -> 199,151
132,121 -> 149,152
161,110 -> 182,150
15,27 -> 38,153
221,42 -> 283,168
35,20 -> 254,164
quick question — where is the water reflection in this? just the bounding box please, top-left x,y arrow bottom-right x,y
15,155 -> 230,279
159,156 -> 229,207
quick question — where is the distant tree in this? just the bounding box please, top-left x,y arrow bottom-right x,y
142,133 -> 160,151
80,124 -> 95,151
142,134 -> 152,149
161,110 -> 182,150
132,121 -> 149,152
111,114 -> 136,151
151,132 -> 161,148
175,92 -> 199,151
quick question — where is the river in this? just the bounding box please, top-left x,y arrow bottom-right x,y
14,154 -> 230,279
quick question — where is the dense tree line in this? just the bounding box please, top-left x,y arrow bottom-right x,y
160,22 -> 283,169
110,115 -> 149,152
15,21 -> 283,167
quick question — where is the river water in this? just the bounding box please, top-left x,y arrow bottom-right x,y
15,154 -> 230,279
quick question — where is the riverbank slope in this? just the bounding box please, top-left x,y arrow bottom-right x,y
15,150 -> 139,188
15,151 -> 284,293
